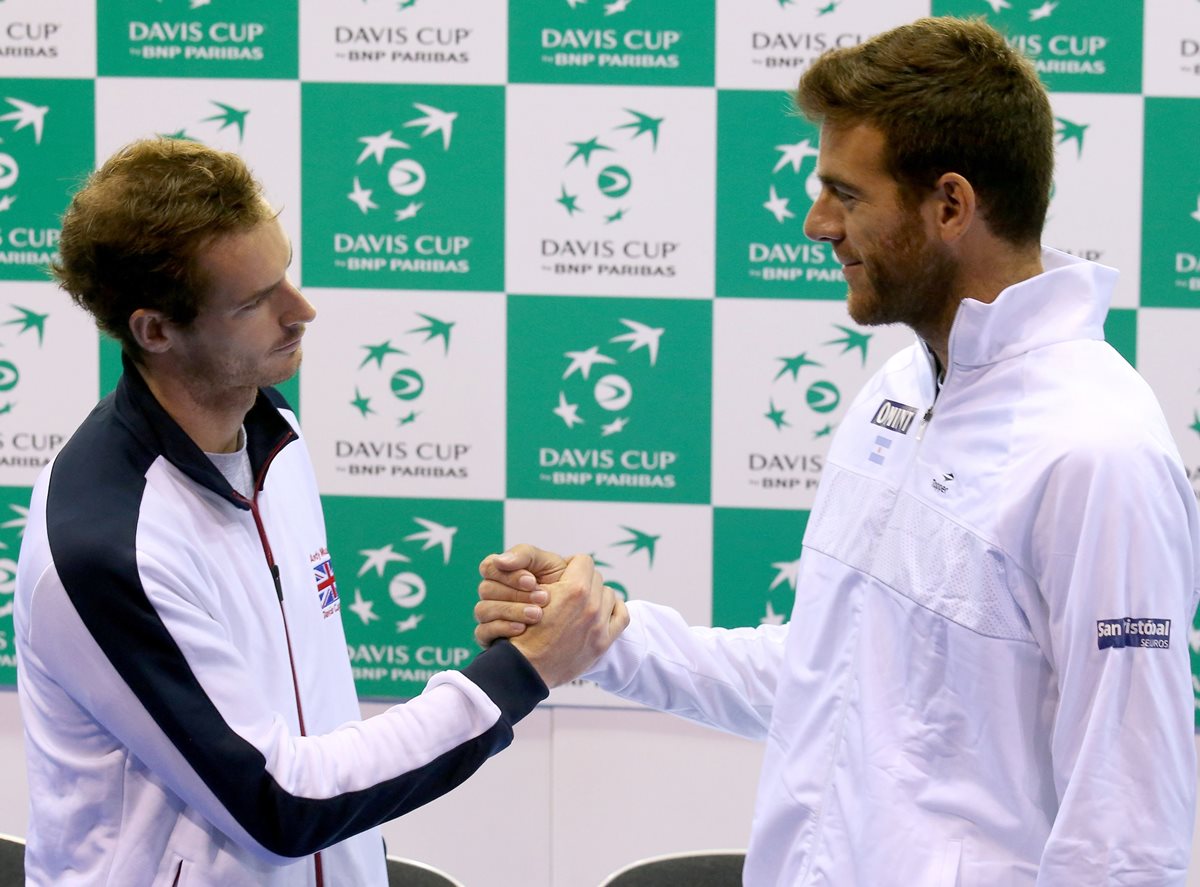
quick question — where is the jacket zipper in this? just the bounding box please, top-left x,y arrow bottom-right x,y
240,432 -> 325,887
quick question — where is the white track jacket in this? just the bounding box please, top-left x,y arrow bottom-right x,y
586,249 -> 1200,886
15,359 -> 547,886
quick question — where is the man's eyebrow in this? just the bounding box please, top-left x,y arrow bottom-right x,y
817,173 -> 860,194
247,245 -> 294,301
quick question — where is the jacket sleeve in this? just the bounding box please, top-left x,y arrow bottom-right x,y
1027,436 -> 1200,886
20,534 -> 546,863
582,599 -> 787,740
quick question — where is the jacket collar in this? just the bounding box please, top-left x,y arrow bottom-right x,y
944,247 -> 1116,370
113,351 -> 297,509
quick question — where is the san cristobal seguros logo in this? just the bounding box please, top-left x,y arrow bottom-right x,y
301,83 -> 504,291
507,296 -> 712,503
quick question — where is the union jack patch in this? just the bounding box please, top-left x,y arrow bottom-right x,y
313,556 -> 340,618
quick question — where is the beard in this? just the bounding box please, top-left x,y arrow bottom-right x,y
846,219 -> 958,333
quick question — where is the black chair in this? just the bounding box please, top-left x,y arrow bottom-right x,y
385,855 -> 465,887
0,833 -> 24,887
598,850 -> 745,886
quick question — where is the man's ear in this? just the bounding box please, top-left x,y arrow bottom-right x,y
128,309 -> 173,355
930,172 -> 976,245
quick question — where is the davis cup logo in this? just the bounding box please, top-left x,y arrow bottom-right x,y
550,317 -> 663,439
157,98 -> 251,146
0,304 -> 48,416
350,311 -> 454,430
591,524 -> 660,601
346,103 -> 457,228
345,518 -> 457,635
763,323 -> 870,438
554,108 -> 664,226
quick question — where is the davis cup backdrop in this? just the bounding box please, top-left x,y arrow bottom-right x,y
0,0 -> 1198,720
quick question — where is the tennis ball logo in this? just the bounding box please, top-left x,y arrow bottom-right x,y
805,380 -> 839,413
0,361 -> 19,392
0,154 -> 17,190
594,374 -> 633,411
389,572 -> 427,609
390,368 -> 425,400
388,159 -> 427,197
597,165 -> 632,198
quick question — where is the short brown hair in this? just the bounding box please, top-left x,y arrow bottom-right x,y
795,17 -> 1053,245
51,138 -> 274,355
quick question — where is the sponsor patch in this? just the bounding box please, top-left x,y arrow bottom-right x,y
870,399 -> 919,435
313,555 -> 341,618
1096,617 -> 1171,650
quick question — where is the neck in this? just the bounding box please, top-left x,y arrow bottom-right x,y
135,361 -> 255,454
918,242 -> 1044,370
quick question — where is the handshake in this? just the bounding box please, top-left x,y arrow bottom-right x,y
475,544 -> 630,688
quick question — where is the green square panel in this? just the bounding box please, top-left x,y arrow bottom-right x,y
323,495 -> 503,699
0,485 -> 33,687
507,295 -> 712,503
712,506 -> 808,629
1141,98 -> 1200,308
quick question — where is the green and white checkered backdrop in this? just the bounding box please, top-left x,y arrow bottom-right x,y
0,0 -> 1197,718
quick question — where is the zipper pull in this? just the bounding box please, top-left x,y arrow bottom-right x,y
915,407 -> 933,441
271,564 -> 284,602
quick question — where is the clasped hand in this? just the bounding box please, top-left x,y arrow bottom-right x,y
476,544 -> 629,688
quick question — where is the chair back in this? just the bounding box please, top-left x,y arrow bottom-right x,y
0,833 -> 25,887
598,850 -> 745,887
385,855 -> 466,887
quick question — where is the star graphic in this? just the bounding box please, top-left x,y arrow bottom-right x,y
1054,117 -> 1089,157
567,0 -> 587,6
409,313 -> 454,353
405,517 -> 458,564
563,345 -> 617,380
825,324 -> 871,365
1028,0 -> 1057,20
357,543 -> 411,578
765,399 -> 789,430
395,202 -> 423,221
347,177 -> 378,214
553,392 -> 584,428
1191,410 -> 1200,438
404,103 -> 457,151
605,0 -> 632,13
567,135 -> 614,167
0,97 -> 50,144
160,128 -> 195,141
610,318 -> 664,366
397,614 -> 424,633
359,340 -> 405,369
601,416 -> 629,436
202,101 -> 250,142
357,130 -> 409,165
613,526 -> 660,566
775,351 -> 823,381
982,0 -> 1011,11
760,600 -> 787,626
4,306 -> 48,346
814,423 -> 834,438
350,388 -> 373,417
764,185 -> 795,223
816,0 -> 839,15
191,0 -> 212,7
778,0 -> 795,6
773,139 -> 820,175
348,588 -> 380,625
769,556 -> 803,592
0,195 -> 14,212
1190,195 -> 1200,224
557,184 -> 582,215
605,208 -> 628,224
616,109 -> 664,149
399,411 -> 420,426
